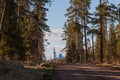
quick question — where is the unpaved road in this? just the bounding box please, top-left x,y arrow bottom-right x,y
55,64 -> 120,80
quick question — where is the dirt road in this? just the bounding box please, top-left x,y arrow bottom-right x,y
55,64 -> 120,80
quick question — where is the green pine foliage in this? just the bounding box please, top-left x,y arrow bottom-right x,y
0,0 -> 120,64
0,0 -> 50,63
64,0 -> 91,63
64,0 -> 120,64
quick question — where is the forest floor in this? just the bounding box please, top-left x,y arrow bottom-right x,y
0,61 -> 54,80
1,61 -> 120,80
55,64 -> 120,80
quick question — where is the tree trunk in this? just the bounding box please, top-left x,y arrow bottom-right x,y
75,32 -> 78,62
0,1 -> 6,61
84,17 -> 88,63
92,34 -> 95,62
100,0 -> 104,63
0,1 -> 6,32
34,39 -> 39,64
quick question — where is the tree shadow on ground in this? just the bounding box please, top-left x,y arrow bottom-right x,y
55,70 -> 120,80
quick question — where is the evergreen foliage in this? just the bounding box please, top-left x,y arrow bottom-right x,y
64,0 -> 120,64
0,0 -> 51,63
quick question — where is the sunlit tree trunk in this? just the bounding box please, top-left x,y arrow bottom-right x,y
0,1 -> 6,39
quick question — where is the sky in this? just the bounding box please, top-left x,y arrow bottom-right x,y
45,0 -> 120,60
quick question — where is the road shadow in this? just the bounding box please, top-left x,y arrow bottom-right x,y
55,69 -> 120,80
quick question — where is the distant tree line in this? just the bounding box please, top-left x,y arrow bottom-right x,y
0,0 -> 51,63
63,0 -> 120,64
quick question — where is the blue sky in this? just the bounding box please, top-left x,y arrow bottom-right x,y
45,0 -> 120,60
46,0 -> 69,29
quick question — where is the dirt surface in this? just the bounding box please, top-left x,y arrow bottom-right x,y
0,61 -> 53,80
55,64 -> 120,80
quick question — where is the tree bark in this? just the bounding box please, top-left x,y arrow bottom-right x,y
84,17 -> 88,63
92,34 -> 95,62
100,0 -> 104,63
0,1 -> 6,32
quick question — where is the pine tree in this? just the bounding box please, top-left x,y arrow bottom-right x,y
0,0 -> 51,62
0,0 -> 25,61
87,29 -> 98,62
94,1 -> 119,63
63,21 -> 82,63
30,0 -> 50,63
116,24 -> 120,64
109,24 -> 117,63
64,0 -> 91,63
94,1 -> 116,63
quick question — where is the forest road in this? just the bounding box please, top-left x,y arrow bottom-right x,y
54,64 -> 120,80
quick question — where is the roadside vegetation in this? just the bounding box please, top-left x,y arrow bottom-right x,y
0,61 -> 55,80
63,0 -> 120,67
0,0 -> 120,79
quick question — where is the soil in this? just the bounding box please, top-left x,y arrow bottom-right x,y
0,61 -> 52,80
54,64 -> 120,80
